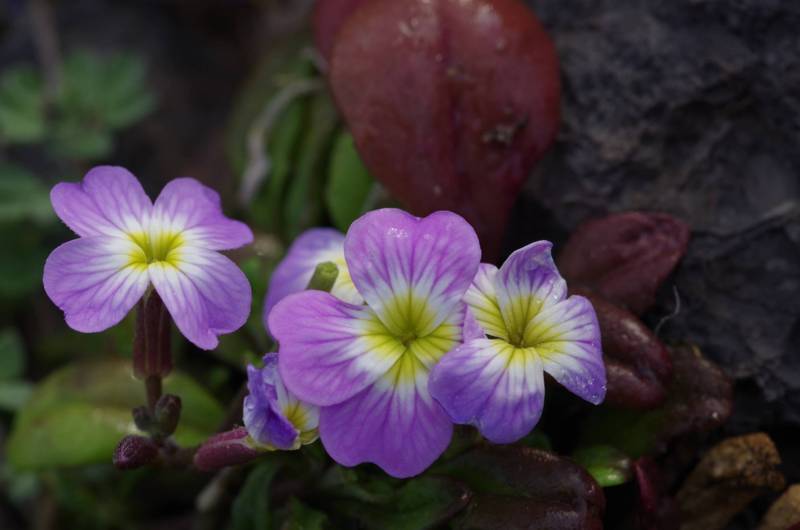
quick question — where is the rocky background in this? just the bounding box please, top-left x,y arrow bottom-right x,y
513,0 -> 800,502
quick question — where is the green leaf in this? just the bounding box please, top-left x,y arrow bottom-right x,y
0,164 -> 55,225
6,358 -> 224,470
572,445 -> 633,488
0,224 -> 47,300
58,50 -> 155,131
0,327 -> 25,379
229,459 -> 282,530
284,498 -> 327,530
48,50 -> 154,161
249,61 -> 314,234
325,130 -> 374,231
0,381 -> 33,411
226,33 -> 313,178
0,65 -> 45,143
282,91 -> 339,240
49,118 -> 113,160
580,407 -> 666,459
321,472 -> 470,530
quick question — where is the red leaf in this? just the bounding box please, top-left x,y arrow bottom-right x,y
329,0 -> 560,259
558,212 -> 690,315
579,289 -> 672,410
313,0 -> 371,61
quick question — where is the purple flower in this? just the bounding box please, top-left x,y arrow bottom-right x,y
429,241 -> 606,444
43,166 -> 253,349
243,353 -> 320,450
263,228 -> 362,333
268,209 -> 481,478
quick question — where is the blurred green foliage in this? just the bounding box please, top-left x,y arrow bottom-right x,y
7,358 -> 223,470
0,50 -> 155,159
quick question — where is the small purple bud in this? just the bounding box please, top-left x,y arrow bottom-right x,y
132,405 -> 154,432
113,435 -> 159,470
194,427 -> 261,472
133,291 -> 173,379
154,394 -> 182,436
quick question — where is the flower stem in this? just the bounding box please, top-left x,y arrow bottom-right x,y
145,375 -> 162,413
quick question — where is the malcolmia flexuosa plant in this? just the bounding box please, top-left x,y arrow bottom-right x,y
43,166 -> 606,477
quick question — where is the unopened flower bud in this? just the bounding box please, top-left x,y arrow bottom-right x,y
113,435 -> 159,470
194,428 -> 261,472
154,394 -> 182,436
132,405 -> 154,432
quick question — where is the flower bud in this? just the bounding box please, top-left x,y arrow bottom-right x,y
132,405 -> 153,432
306,261 -> 339,292
154,394 -> 182,437
113,435 -> 159,470
194,428 -> 261,472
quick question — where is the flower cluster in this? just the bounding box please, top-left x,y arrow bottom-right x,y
251,208 -> 606,477
44,167 -> 604,478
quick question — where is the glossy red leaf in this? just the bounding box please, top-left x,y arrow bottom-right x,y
313,0 -> 371,61
578,288 -> 672,410
329,0 -> 560,259
558,212 -> 690,315
441,446 -> 605,529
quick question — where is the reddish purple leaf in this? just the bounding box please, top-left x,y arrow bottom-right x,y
633,458 -> 681,530
313,0 -> 371,61
441,446 -> 605,529
662,345 -> 733,439
329,0 -> 560,259
558,212 -> 690,315
578,288 -> 672,410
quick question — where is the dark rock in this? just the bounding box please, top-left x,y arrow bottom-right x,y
512,0 -> 800,438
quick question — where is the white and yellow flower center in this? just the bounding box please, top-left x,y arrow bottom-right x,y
360,293 -> 462,388
469,283 -> 564,357
127,228 -> 185,268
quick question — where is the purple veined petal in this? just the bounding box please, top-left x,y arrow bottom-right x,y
319,356 -> 454,478
494,241 -> 567,342
50,166 -> 152,237
43,236 -> 149,332
344,208 -> 480,337
429,338 -> 545,444
528,295 -> 607,405
152,178 -> 253,251
462,307 -> 487,342
263,228 -> 362,332
149,247 -> 251,350
464,263 -> 507,340
270,290 -> 406,407
243,358 -> 300,450
244,353 -> 320,449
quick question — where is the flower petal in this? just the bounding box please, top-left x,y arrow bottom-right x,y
152,178 -> 253,250
495,241 -> 566,339
270,290 -> 404,407
149,247 -> 251,350
243,355 -> 300,450
464,263 -> 507,340
429,338 -> 545,444
43,236 -> 149,332
529,295 -> 606,405
50,166 -> 152,237
263,228 -> 362,331
344,209 -> 480,337
319,358 -> 453,478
